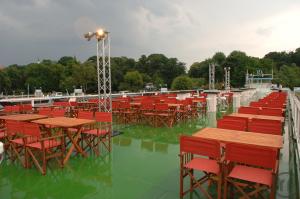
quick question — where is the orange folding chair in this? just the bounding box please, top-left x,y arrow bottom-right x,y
81,112 -> 112,155
38,108 -> 52,117
140,103 -> 155,126
223,143 -> 278,199
6,120 -> 29,167
154,103 -> 175,127
179,135 -> 222,199
24,122 -> 65,175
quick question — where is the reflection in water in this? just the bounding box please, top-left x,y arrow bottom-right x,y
141,140 -> 154,152
119,137 -> 132,147
113,137 -> 132,147
155,142 -> 168,154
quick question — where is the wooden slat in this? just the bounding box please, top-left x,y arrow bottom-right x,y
193,127 -> 283,149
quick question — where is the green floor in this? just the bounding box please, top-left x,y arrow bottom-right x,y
0,116 -> 295,199
0,119 -> 207,199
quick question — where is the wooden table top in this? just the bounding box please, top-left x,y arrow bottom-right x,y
193,127 -> 283,149
229,113 -> 284,122
0,114 -> 48,121
32,117 -> 96,128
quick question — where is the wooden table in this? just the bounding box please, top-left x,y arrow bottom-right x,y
32,117 -> 96,165
0,114 -> 48,122
193,127 -> 283,149
229,113 -> 284,122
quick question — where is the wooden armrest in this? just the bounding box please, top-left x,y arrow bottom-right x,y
40,134 -> 64,141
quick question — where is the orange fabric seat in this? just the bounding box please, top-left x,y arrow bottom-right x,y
185,158 -> 219,174
228,165 -> 272,186
27,140 -> 62,149
82,129 -> 109,136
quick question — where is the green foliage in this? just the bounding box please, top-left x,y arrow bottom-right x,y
1,47 -> 300,94
171,76 -> 193,90
273,65 -> 300,89
119,71 -> 143,92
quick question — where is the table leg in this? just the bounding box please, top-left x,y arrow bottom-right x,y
63,128 -> 87,165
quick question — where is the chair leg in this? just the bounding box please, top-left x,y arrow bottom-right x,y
42,150 -> 46,175
217,172 -> 222,199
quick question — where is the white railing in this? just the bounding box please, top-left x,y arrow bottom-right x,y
289,91 -> 300,157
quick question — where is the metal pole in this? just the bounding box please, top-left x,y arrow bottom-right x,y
96,40 -> 101,112
102,38 -> 106,111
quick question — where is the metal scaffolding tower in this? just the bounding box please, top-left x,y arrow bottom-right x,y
209,63 -> 215,90
245,69 -> 273,88
84,29 -> 112,112
224,67 -> 230,90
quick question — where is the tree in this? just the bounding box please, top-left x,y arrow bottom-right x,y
224,51 -> 249,87
171,76 -> 193,90
273,65 -> 300,89
119,71 -> 143,92
0,70 -> 11,94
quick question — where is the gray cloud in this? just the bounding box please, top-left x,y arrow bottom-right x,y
0,0 -> 300,67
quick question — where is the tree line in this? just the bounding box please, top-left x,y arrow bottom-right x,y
0,48 -> 300,95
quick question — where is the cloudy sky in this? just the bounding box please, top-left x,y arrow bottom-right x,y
1,0 -> 300,67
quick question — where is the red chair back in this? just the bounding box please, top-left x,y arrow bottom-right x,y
38,108 -> 52,116
77,111 -> 94,120
21,104 -> 33,112
6,120 -> 25,135
238,106 -> 260,115
11,105 -> 21,113
249,101 -> 264,108
95,112 -> 112,122
51,109 -> 66,117
217,118 -> 247,131
225,143 -> 277,170
119,102 -> 131,109
140,103 -> 154,111
180,135 -> 220,159
4,106 -> 12,113
112,101 -> 120,109
23,122 -> 41,138
248,118 -> 282,135
259,107 -> 282,116
155,103 -> 169,111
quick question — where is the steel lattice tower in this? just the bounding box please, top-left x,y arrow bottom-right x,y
224,67 -> 230,90
96,34 -> 112,112
84,29 -> 112,112
209,63 -> 215,90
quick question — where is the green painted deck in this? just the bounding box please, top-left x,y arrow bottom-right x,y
0,116 -> 296,199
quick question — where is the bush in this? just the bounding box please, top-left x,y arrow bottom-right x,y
171,76 -> 193,90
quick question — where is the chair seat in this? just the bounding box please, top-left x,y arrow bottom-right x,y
185,157 -> 220,174
27,140 -> 62,149
228,165 -> 272,186
82,129 -> 109,136
10,138 -> 24,145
